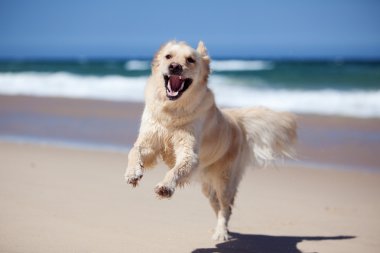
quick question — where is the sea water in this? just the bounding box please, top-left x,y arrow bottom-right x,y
0,59 -> 379,118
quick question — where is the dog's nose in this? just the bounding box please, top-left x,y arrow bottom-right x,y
168,63 -> 183,75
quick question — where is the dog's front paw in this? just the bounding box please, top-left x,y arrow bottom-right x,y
124,169 -> 143,187
154,184 -> 174,199
212,228 -> 231,241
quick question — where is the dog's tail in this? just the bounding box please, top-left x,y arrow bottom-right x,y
225,107 -> 297,166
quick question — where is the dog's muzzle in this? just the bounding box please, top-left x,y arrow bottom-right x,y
164,63 -> 192,100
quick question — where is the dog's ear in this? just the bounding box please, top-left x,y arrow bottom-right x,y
152,41 -> 173,72
197,41 -> 209,60
197,41 -> 210,81
151,45 -> 163,72
197,41 -> 210,70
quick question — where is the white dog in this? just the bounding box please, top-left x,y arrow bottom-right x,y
125,41 -> 297,241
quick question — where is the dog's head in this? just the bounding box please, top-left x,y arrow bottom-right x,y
152,41 -> 210,101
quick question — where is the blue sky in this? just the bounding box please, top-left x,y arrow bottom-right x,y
0,0 -> 379,59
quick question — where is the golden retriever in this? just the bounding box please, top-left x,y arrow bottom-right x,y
124,41 -> 297,241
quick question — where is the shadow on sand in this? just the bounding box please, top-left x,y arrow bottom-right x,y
192,232 -> 355,253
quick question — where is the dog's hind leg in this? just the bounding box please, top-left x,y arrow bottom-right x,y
211,174 -> 239,241
202,182 -> 220,216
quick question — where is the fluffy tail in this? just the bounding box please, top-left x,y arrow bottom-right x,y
224,107 -> 297,166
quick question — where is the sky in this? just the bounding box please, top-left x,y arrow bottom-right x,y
0,0 -> 379,59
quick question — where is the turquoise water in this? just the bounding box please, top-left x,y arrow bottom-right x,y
1,60 -> 379,90
0,59 -> 380,117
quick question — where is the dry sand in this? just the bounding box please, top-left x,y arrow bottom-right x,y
1,141 -> 379,253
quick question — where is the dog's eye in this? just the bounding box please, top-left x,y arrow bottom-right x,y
186,57 -> 196,64
165,54 -> 172,60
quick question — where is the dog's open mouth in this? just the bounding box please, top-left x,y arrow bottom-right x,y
164,75 -> 192,100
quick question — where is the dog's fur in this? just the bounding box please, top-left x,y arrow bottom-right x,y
124,41 -> 297,241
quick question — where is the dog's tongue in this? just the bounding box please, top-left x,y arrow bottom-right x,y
169,75 -> 184,92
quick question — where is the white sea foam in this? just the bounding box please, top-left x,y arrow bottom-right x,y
124,60 -> 150,70
0,72 -> 146,102
0,72 -> 379,118
210,76 -> 380,118
123,60 -> 274,71
211,60 -> 273,71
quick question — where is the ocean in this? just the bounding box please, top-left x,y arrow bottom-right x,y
0,59 -> 380,118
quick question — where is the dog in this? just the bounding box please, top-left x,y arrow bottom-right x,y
124,41 -> 297,241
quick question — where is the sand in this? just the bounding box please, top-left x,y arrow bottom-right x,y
1,95 -> 380,171
1,95 -> 380,252
1,141 -> 379,253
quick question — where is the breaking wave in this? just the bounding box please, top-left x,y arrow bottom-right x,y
1,72 -> 379,118
211,60 -> 273,71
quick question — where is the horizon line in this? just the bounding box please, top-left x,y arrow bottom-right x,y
1,56 -> 380,62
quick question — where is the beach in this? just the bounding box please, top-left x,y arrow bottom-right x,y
2,0 -> 380,251
1,95 -> 380,253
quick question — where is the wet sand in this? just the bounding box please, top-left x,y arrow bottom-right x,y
1,95 -> 380,171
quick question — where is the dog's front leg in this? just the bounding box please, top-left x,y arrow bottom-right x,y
155,133 -> 199,198
125,141 -> 158,187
